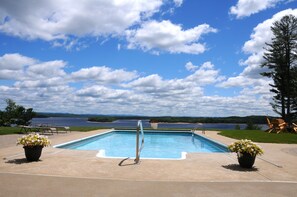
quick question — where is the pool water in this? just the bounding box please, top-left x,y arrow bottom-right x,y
55,131 -> 228,159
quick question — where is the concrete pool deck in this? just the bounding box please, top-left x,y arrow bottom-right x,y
1,129 -> 297,196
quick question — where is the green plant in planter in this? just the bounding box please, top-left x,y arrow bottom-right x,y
17,133 -> 51,161
228,139 -> 264,168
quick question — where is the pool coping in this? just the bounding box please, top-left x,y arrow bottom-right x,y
53,129 -> 229,160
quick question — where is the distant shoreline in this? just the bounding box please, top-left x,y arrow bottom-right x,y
35,114 -> 271,124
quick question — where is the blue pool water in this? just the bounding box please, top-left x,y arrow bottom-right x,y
55,131 -> 228,159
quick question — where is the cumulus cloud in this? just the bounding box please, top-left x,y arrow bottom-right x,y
76,85 -> 130,99
243,9 -> 297,54
27,61 -> 67,78
185,62 -> 225,85
0,0 -> 163,44
0,53 -> 273,116
219,9 -> 297,100
229,0 -> 282,19
124,61 -> 223,100
185,62 -> 198,71
0,0 -> 219,55
0,53 -> 36,70
0,53 -> 37,80
71,66 -> 138,84
14,78 -> 67,88
126,20 -> 217,54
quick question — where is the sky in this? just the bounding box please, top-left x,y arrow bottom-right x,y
0,0 -> 297,117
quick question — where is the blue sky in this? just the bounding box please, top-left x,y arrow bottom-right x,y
0,0 -> 296,116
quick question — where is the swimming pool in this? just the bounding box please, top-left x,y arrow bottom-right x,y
55,130 -> 228,159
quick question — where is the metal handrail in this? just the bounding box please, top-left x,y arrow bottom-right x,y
135,120 -> 144,163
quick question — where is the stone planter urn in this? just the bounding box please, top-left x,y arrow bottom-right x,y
149,120 -> 158,129
24,146 -> 44,161
237,152 -> 256,168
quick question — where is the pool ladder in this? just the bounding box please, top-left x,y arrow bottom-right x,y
135,120 -> 144,164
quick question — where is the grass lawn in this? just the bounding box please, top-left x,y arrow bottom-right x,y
218,129 -> 297,144
69,126 -> 109,132
0,127 -> 20,135
0,126 -> 107,135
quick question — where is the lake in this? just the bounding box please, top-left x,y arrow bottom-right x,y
31,117 -> 267,130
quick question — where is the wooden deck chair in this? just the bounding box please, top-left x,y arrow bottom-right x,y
265,117 -> 274,133
292,123 -> 297,133
271,119 -> 287,133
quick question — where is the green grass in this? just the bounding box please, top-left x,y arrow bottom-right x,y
0,127 -> 22,135
0,126 -> 110,135
218,130 -> 297,144
69,126 -> 109,132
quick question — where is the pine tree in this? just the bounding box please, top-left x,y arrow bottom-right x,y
261,15 -> 297,125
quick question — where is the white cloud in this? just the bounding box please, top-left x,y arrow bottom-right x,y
126,20 -> 217,54
185,62 -> 198,71
219,9 -> 297,100
0,53 -> 273,116
14,78 -> 67,88
218,75 -> 271,89
243,9 -> 297,54
0,53 -> 36,80
185,62 -> 224,85
0,53 -> 36,70
27,61 -> 67,78
241,9 -> 297,78
76,85 -> 130,99
71,66 -> 138,84
173,0 -> 183,7
123,74 -> 204,106
124,61 -> 222,99
229,0 -> 282,19
0,0 -> 163,43
0,1 -> 219,55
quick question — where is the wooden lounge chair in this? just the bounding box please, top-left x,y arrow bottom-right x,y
292,123 -> 297,133
270,119 -> 287,133
265,117 -> 274,133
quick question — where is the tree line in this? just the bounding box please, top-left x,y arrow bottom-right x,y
88,115 -> 271,124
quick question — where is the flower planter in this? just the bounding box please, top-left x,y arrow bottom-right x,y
150,122 -> 158,129
24,146 -> 43,161
237,152 -> 256,168
228,139 -> 263,169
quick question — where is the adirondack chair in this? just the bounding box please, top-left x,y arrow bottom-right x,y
270,119 -> 287,133
292,123 -> 297,133
265,117 -> 274,133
